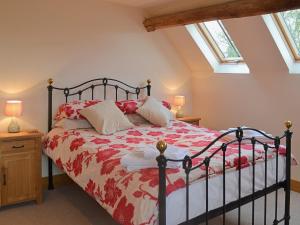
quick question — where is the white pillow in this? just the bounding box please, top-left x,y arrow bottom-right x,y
54,118 -> 92,130
136,97 -> 172,127
79,100 -> 134,134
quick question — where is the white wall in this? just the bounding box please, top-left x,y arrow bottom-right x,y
0,0 -> 193,176
165,16 -> 300,181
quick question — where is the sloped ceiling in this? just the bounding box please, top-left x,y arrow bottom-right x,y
164,16 -> 289,75
102,0 -> 176,8
104,0 -> 234,16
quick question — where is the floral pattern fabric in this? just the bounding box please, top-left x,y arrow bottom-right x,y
44,121 -> 292,225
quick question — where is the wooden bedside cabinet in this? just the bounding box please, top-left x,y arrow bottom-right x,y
0,131 -> 43,207
177,116 -> 201,126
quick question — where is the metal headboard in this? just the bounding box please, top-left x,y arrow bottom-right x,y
46,77 -> 151,189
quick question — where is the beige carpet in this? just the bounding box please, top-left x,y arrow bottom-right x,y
0,184 -> 299,225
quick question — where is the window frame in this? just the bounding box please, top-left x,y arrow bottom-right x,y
186,24 -> 250,74
273,12 -> 300,61
196,21 -> 244,64
263,14 -> 300,74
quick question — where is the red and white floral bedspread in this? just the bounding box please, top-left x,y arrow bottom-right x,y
43,121 -> 292,225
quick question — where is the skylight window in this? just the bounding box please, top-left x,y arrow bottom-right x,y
186,20 -> 249,74
263,10 -> 300,74
199,21 -> 243,63
275,9 -> 300,60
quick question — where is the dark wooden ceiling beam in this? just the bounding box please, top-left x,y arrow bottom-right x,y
144,0 -> 300,32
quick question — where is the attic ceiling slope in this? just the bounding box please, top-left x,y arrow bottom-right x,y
102,0 -> 233,9
144,0 -> 300,32
102,0 -> 176,8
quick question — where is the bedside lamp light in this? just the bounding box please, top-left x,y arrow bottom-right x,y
174,96 -> 185,118
5,100 -> 23,133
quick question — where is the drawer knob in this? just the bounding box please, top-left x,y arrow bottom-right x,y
12,145 -> 25,149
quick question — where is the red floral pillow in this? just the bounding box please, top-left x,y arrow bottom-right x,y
162,100 -> 172,110
116,100 -> 172,114
116,100 -> 142,114
55,99 -> 101,120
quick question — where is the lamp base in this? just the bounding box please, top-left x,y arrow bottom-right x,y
8,118 -> 20,133
176,110 -> 184,118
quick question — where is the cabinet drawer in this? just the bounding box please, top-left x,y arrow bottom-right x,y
1,139 -> 35,154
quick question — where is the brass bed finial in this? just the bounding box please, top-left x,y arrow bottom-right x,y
285,121 -> 292,130
156,140 -> 167,155
48,78 -> 54,85
147,79 -> 151,85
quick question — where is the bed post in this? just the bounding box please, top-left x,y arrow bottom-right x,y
47,78 -> 54,190
147,79 -> 151,96
284,121 -> 292,225
156,140 -> 167,225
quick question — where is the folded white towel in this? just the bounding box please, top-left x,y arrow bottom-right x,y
121,145 -> 188,171
135,145 -> 188,160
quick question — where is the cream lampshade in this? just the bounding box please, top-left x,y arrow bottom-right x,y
5,100 -> 23,133
174,96 -> 185,118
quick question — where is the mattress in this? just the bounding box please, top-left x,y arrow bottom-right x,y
43,121 -> 290,225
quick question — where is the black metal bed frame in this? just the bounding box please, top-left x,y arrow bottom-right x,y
156,124 -> 292,225
47,77 -> 292,225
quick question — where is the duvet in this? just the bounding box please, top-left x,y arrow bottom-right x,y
44,121 -> 292,225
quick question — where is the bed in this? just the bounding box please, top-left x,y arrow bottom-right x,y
45,78 -> 294,225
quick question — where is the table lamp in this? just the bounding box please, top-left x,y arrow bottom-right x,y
5,100 -> 23,133
174,96 -> 185,118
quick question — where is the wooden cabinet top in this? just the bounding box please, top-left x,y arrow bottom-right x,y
0,131 -> 43,140
177,116 -> 201,123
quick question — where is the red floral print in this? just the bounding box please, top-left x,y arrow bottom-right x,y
192,140 -> 213,147
55,158 -> 64,170
165,138 -> 177,144
103,178 -> 122,207
116,100 -> 140,114
113,197 -> 134,225
63,106 -> 74,118
126,137 -> 144,144
91,138 -> 111,145
138,169 -> 159,187
176,128 -> 190,134
165,134 -> 181,139
49,135 -> 60,150
72,153 -> 84,176
147,131 -> 164,136
138,168 -> 178,188
121,173 -> 134,188
127,130 -> 143,136
122,101 -> 138,114
70,138 -> 85,151
166,178 -> 185,195
96,149 -> 120,163
85,179 -> 96,197
233,156 -> 250,169
101,158 -> 120,175
162,100 -> 171,110
110,144 -> 128,149
115,101 -> 124,112
184,134 -> 203,139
